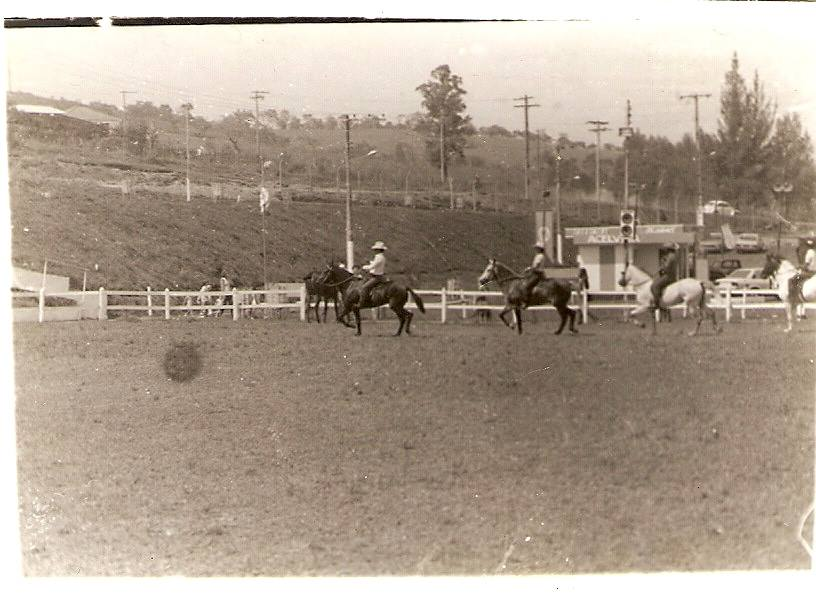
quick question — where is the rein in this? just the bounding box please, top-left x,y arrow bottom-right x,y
487,261 -> 525,286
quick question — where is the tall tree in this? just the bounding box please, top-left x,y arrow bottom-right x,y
768,112 -> 816,219
415,65 -> 475,180
714,53 -> 776,210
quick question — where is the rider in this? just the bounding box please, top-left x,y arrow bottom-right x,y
522,242 -> 548,302
359,241 -> 388,306
650,243 -> 678,310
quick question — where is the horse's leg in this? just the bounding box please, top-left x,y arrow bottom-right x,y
393,305 -> 405,336
554,305 -> 568,335
498,306 -> 513,329
322,298 -> 328,323
515,307 -> 523,335
650,306 -> 658,335
568,307 -> 578,333
354,307 -> 363,336
784,301 -> 794,333
404,309 -> 414,334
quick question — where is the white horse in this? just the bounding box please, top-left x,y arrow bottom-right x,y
618,263 -> 720,335
762,256 -> 816,332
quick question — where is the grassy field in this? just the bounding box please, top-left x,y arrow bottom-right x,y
14,315 -> 815,576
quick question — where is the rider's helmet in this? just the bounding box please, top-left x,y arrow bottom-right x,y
371,241 -> 388,251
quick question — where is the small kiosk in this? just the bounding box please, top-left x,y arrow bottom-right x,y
564,224 -> 698,292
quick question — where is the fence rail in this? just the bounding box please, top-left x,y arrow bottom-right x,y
13,284 -> 816,324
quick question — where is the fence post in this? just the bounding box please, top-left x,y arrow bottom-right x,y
299,285 -> 307,322
147,286 -> 153,316
164,288 -> 171,320
725,285 -> 732,323
38,287 -> 46,323
741,289 -> 747,320
581,290 -> 588,325
440,287 -> 447,324
461,290 -> 467,320
232,288 -> 240,321
98,288 -> 107,321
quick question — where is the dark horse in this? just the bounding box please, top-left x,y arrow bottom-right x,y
303,269 -> 342,323
478,258 -> 578,335
324,264 -> 426,336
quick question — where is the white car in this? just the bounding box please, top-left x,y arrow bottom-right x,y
702,200 -> 737,216
735,233 -> 765,253
714,268 -> 771,290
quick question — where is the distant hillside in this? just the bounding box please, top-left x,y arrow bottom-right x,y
8,145 -> 551,290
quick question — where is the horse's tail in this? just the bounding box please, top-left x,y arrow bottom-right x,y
408,288 -> 426,314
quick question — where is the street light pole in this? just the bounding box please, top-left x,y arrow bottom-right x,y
773,183 -> 794,252
343,115 -> 354,268
181,103 -> 193,202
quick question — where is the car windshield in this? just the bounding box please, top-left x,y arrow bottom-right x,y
739,234 -> 758,240
727,269 -> 752,278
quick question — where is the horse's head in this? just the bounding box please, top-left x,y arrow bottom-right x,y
618,264 -> 629,288
478,258 -> 497,287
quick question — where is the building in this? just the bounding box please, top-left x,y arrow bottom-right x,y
564,224 -> 698,291
9,104 -> 109,140
63,105 -> 121,129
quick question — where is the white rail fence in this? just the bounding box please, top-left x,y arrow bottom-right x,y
12,284 -> 816,324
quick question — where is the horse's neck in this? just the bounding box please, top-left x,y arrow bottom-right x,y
494,262 -> 521,286
627,265 -> 651,286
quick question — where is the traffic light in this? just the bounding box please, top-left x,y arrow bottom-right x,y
620,209 -> 636,239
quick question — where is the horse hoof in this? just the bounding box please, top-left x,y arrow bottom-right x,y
687,331 -> 697,337
553,330 -> 563,335
570,329 -> 578,335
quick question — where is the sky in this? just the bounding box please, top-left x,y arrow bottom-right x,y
3,4 -> 816,146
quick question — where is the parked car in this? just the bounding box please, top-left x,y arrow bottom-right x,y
714,268 -> 771,290
708,258 -> 742,281
700,239 -> 725,254
702,200 -> 737,216
735,233 -> 765,253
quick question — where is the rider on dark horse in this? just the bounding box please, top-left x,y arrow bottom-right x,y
650,243 -> 678,312
521,242 -> 548,304
359,241 -> 388,306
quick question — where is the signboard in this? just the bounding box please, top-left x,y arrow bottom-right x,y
535,211 -> 555,260
566,224 -> 692,245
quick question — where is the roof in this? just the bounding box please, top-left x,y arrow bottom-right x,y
64,105 -> 121,126
12,104 -> 66,115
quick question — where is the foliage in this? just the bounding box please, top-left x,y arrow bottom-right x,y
415,65 -> 475,178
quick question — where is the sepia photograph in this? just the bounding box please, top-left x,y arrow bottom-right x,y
3,3 -> 816,587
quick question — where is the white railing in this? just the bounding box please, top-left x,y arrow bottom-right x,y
13,284 -> 816,324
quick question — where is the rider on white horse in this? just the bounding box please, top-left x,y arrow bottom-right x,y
651,243 -> 678,311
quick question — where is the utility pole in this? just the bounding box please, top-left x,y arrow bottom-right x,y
343,114 -> 354,269
250,91 -> 268,186
250,91 -> 268,287
618,100 -> 634,210
514,95 -> 540,202
554,140 -> 563,262
680,93 -> 711,225
439,116 -> 446,183
181,103 -> 193,203
119,90 -> 135,163
587,120 -> 610,223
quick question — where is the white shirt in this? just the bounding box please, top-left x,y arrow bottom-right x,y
363,253 -> 386,276
531,252 -> 545,270
805,248 -> 816,272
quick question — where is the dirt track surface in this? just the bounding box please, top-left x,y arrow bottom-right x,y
14,316 -> 816,576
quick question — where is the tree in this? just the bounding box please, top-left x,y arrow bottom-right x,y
415,65 -> 475,180
713,53 -> 776,210
768,112 -> 816,219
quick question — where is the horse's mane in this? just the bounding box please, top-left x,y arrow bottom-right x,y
493,260 -> 523,279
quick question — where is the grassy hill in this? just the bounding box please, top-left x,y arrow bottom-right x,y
9,144 -> 554,291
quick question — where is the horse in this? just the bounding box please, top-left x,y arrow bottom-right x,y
324,264 -> 425,336
761,255 -> 816,332
618,262 -> 719,336
477,258 -> 577,335
303,268 -> 343,323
